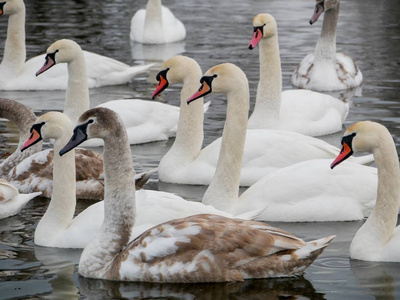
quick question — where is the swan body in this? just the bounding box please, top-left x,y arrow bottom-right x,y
331,121 -> 400,261
59,106 -> 334,282
248,13 -> 349,136
152,56 -> 373,186
0,178 -> 41,219
291,0 -> 362,91
0,0 -> 151,90
187,63 -> 377,222
20,112 -> 255,249
36,39 -> 204,146
237,159 -> 378,222
130,0 -> 186,44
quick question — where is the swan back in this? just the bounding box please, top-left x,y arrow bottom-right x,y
130,0 -> 186,44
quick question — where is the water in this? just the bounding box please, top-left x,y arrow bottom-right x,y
0,0 -> 400,298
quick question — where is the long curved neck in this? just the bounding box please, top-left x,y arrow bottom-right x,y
314,4 -> 339,63
64,54 -> 90,125
160,66 -> 204,167
202,85 -> 249,212
1,5 -> 26,74
248,33 -> 281,129
80,125 -> 136,276
354,131 -> 400,252
35,128 -> 76,244
143,0 -> 164,42
0,101 -> 42,177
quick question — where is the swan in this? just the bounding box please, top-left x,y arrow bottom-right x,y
0,0 -> 151,90
331,121 -> 400,261
152,55 -> 373,186
0,98 -> 42,177
291,0 -> 363,91
248,13 -> 349,136
130,0 -> 186,44
0,178 -> 41,219
0,98 -> 153,199
59,106 -> 334,282
20,112 -> 257,249
36,39 -> 207,146
187,63 -> 378,222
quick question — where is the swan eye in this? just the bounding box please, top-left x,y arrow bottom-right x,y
253,25 -> 265,38
29,122 -> 45,133
88,119 -> 94,124
340,132 -> 356,147
156,68 -> 170,81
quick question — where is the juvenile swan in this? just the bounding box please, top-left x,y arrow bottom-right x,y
59,106 -> 334,282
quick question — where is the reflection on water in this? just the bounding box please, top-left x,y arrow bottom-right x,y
1,0 -> 400,299
79,275 -> 325,299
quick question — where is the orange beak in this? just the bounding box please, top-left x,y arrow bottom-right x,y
330,142 -> 353,169
21,128 -> 42,152
187,81 -> 211,105
152,74 -> 169,100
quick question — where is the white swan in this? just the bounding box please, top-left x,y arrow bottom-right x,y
0,0 -> 151,90
248,13 -> 349,136
20,111 -> 256,249
331,121 -> 400,261
187,63 -> 378,222
130,0 -> 186,44
36,39 -> 206,146
0,178 -> 41,219
291,0 -> 363,91
152,56 -> 373,186
59,106 -> 334,282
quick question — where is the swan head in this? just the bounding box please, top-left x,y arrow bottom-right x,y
21,112 -> 72,152
152,55 -> 201,99
310,0 -> 339,24
0,0 -> 24,17
187,63 -> 248,104
248,13 -> 277,49
36,39 -> 83,76
60,108 -> 123,156
331,121 -> 389,169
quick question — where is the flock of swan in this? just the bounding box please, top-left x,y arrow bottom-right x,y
0,0 -> 399,284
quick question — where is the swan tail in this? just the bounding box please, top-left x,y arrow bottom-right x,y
134,168 -> 158,190
294,235 -> 335,261
233,207 -> 267,220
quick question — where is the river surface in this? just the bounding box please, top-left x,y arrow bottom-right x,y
0,0 -> 400,299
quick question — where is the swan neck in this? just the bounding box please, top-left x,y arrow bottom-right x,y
162,67 -> 204,165
248,33 -> 281,129
64,56 -> 90,125
36,129 -> 76,242
354,133 -> 400,253
203,86 -> 249,211
314,4 -> 338,63
144,0 -> 164,41
2,7 -> 26,72
80,127 -> 136,275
